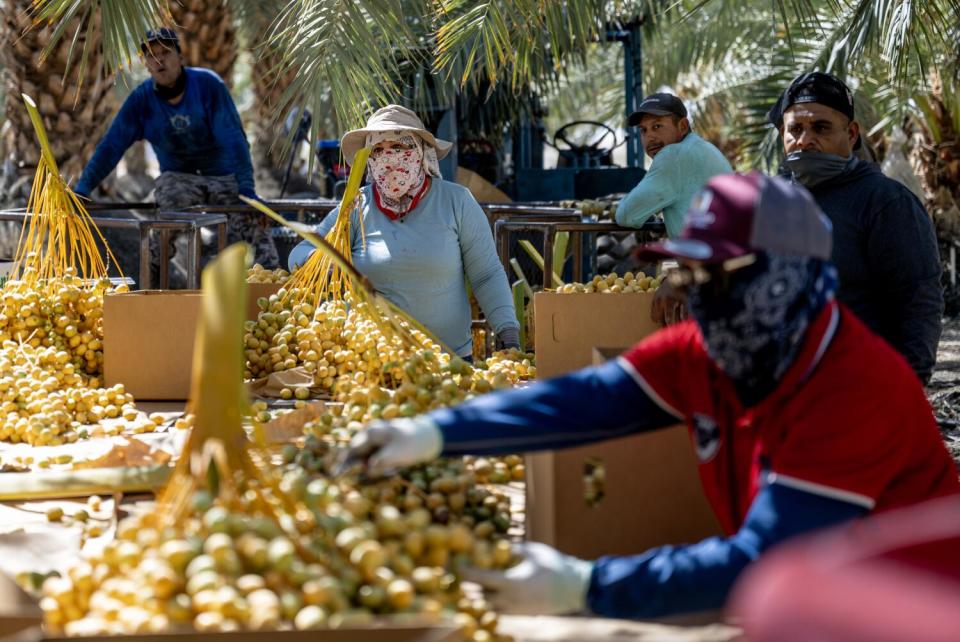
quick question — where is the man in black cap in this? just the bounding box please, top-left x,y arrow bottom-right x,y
769,72 -> 942,384
615,92 -> 731,238
75,28 -> 279,281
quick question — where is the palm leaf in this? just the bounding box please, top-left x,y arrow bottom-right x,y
31,0 -> 172,80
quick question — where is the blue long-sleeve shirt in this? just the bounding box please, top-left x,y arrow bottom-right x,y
75,67 -> 256,198
615,133 -> 732,237
429,360 -> 865,618
288,180 -> 519,357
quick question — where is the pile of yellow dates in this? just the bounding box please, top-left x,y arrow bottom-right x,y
0,274 -> 139,445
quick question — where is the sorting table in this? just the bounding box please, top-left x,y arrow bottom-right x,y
480,204 -> 582,232
180,198 -> 339,223
0,209 -> 228,289
494,219 -> 666,288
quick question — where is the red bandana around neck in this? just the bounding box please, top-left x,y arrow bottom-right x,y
373,177 -> 431,220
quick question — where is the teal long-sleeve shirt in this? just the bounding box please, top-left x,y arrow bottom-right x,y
288,179 -> 519,357
615,132 -> 732,237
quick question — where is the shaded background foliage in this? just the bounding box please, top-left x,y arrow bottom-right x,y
0,0 -> 956,219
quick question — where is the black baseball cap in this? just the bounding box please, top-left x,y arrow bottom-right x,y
768,72 -> 860,149
141,28 -> 180,54
627,93 -> 688,127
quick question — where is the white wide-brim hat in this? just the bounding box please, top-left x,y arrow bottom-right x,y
340,104 -> 454,163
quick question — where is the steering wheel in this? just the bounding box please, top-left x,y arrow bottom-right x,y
552,120 -> 619,161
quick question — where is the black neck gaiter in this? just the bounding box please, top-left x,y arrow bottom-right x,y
154,70 -> 187,101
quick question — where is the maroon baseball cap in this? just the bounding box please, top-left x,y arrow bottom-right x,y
636,171 -> 833,264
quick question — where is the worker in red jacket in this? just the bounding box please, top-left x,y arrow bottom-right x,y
342,172 -> 960,619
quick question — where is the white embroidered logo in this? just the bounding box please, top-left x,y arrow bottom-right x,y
170,114 -> 191,131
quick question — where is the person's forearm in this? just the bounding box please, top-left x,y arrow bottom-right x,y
433,359 -> 679,456
614,178 -> 673,228
615,198 -> 657,228
287,240 -> 315,271
586,482 -> 867,619
76,126 -> 134,195
287,210 -> 341,270
230,141 -> 256,198
472,268 -> 520,334
459,201 -> 520,333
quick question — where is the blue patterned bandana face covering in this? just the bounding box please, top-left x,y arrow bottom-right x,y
687,252 -> 838,406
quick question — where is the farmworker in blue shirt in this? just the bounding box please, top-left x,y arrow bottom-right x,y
288,105 -> 520,359
74,28 -> 279,273
616,93 -> 732,325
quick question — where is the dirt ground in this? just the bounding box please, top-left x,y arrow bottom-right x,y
928,317 -> 960,464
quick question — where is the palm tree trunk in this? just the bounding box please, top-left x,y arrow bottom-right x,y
1,3 -> 116,198
168,0 -> 237,84
912,83 -> 960,236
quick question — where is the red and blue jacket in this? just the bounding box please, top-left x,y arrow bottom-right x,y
430,301 -> 960,618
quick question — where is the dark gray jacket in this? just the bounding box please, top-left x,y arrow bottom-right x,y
803,161 -> 943,384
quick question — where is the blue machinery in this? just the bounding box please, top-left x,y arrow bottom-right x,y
512,21 -> 646,202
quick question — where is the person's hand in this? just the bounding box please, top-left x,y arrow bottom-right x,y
337,417 -> 442,478
650,276 -> 687,326
495,326 -> 521,351
461,541 -> 593,615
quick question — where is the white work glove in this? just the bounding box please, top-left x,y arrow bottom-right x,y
340,417 -> 443,477
461,541 -> 594,615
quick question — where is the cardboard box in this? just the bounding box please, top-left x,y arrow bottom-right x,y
104,291 -> 202,400
103,284 -> 282,401
533,292 -> 660,380
527,292 -> 722,559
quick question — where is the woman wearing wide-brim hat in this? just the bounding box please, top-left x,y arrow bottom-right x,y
288,104 -> 520,358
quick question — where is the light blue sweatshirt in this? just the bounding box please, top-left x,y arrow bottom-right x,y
289,179 -> 519,357
615,132 -> 732,237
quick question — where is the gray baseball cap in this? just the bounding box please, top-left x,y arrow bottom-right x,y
627,93 -> 688,127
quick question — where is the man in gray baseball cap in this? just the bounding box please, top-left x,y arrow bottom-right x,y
616,92 -> 732,238
614,92 -> 733,325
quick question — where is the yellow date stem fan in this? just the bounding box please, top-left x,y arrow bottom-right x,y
13,94 -> 121,285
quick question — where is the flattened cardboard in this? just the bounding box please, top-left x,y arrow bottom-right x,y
528,292 -> 722,559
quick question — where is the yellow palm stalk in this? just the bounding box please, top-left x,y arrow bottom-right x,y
12,94 -> 121,287
280,147 -> 370,303
140,244 -> 315,551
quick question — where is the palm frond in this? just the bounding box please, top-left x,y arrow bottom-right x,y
31,0 -> 172,80
267,0 -> 431,141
